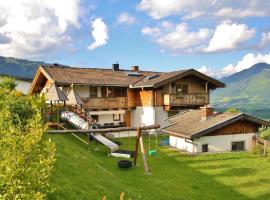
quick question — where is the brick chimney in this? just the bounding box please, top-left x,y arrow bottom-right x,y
131,65 -> 139,72
201,106 -> 214,121
112,63 -> 119,71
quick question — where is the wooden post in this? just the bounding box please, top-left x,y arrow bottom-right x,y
264,140 -> 267,157
205,82 -> 208,93
50,101 -> 53,122
139,135 -> 150,174
133,127 -> 141,166
57,101 -> 60,123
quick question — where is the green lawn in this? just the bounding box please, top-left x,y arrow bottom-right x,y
47,134 -> 270,200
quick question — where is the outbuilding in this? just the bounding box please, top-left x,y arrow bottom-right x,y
162,107 -> 270,153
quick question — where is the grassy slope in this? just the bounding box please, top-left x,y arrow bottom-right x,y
48,135 -> 270,200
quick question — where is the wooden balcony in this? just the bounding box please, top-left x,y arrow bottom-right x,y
82,97 -> 128,110
164,94 -> 209,107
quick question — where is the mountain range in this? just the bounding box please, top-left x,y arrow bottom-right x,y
212,62 -> 270,120
0,56 -> 44,79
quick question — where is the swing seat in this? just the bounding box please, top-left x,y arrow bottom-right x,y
149,149 -> 157,156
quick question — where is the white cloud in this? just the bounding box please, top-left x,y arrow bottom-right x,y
260,32 -> 270,47
197,65 -> 215,77
117,12 -> 136,25
204,21 -> 255,53
0,0 -> 80,57
221,53 -> 270,76
138,0 -> 270,20
142,22 -> 211,54
88,18 -> 109,50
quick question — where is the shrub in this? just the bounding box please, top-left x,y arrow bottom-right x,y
260,128 -> 270,140
0,80 -> 55,199
252,144 -> 264,156
0,77 -> 17,90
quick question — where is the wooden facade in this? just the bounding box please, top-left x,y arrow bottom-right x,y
206,120 -> 259,136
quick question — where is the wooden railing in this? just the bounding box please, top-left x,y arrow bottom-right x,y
82,97 -> 128,109
164,93 -> 209,106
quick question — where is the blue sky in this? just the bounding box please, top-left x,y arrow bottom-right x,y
0,0 -> 270,77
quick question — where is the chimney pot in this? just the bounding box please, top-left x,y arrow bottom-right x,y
201,106 -> 214,120
112,63 -> 120,71
131,66 -> 139,72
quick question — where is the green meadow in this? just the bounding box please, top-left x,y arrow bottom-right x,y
47,134 -> 270,200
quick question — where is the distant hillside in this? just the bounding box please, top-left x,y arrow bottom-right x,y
0,56 -> 45,79
212,62 -> 270,120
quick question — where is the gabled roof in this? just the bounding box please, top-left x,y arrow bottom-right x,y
132,69 -> 225,89
34,64 -> 224,89
45,83 -> 68,101
66,87 -> 84,105
42,65 -> 159,87
162,109 -> 270,139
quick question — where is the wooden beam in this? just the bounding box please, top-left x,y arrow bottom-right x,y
46,124 -> 160,134
139,134 -> 150,174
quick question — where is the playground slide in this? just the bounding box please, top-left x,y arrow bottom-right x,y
60,111 -> 119,152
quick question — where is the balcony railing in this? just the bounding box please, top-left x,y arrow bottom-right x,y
164,94 -> 209,106
82,97 -> 128,109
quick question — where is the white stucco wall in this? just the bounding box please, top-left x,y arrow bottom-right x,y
87,110 -> 124,125
131,106 -> 155,127
194,133 -> 256,153
170,133 -> 256,153
15,79 -> 32,94
170,136 -> 197,153
155,106 -> 168,127
131,106 -> 168,127
0,76 -> 32,94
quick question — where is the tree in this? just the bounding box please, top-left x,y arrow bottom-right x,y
0,80 -> 56,199
261,128 -> 270,140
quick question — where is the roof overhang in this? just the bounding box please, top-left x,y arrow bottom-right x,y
131,69 -> 225,89
56,82 -> 129,87
28,65 -> 55,95
191,114 -> 270,139
162,129 -> 192,139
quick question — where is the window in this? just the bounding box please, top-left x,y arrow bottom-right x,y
113,114 -> 120,121
202,144 -> 208,152
175,84 -> 189,95
89,86 -> 97,97
231,141 -> 245,151
89,115 -> 98,123
114,87 -> 127,97
101,87 -> 107,97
